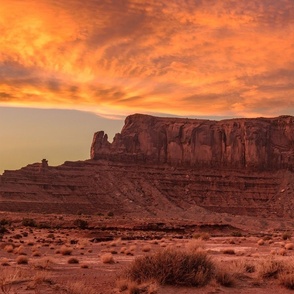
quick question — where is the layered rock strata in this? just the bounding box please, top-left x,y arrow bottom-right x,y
91,114 -> 294,171
0,114 -> 294,219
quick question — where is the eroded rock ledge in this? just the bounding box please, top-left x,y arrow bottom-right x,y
91,114 -> 294,171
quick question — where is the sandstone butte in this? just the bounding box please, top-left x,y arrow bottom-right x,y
91,114 -> 294,171
0,114 -> 294,220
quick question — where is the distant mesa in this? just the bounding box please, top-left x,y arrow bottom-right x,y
91,114 -> 294,171
0,113 -> 294,218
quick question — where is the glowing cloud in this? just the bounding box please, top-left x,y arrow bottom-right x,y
1,0 -> 294,118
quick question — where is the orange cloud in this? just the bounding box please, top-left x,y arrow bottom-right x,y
0,0 -> 294,118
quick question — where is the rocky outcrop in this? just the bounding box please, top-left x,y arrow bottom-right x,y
91,114 -> 294,171
0,159 -> 294,218
1,114 -> 294,219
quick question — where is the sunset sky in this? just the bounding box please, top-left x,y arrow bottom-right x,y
1,0 -> 294,173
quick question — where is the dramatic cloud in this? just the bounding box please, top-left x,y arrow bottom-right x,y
1,0 -> 294,118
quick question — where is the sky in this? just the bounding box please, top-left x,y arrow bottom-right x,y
1,0 -> 294,173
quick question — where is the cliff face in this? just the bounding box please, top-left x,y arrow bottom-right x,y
1,114 -> 294,219
91,114 -> 294,170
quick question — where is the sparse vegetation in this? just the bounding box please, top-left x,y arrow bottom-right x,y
64,281 -> 96,294
257,258 -> 284,279
125,248 -> 214,286
222,248 -> 235,255
215,270 -> 235,287
279,273 -> 294,289
282,232 -> 292,241
101,253 -> 115,264
68,257 -> 79,264
73,219 -> 88,230
22,218 -> 37,228
16,256 -> 28,265
60,246 -> 73,256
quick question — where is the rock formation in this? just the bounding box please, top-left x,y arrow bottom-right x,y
91,114 -> 294,171
0,114 -> 294,219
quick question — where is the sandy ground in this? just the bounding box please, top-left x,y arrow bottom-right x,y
0,213 -> 294,293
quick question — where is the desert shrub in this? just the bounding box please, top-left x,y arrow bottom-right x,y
107,211 -> 114,217
285,243 -> 294,250
125,248 -> 214,286
193,232 -> 210,241
16,256 -> 28,265
64,281 -> 96,294
215,270 -> 235,287
110,238 -> 121,247
279,273 -> 294,289
186,239 -> 205,252
101,253 -> 115,264
257,258 -> 284,279
0,219 -> 10,226
60,246 -> 73,256
222,249 -> 235,255
231,231 -> 242,237
68,257 -> 79,264
0,226 -> 8,235
73,219 -> 88,230
37,222 -> 51,229
4,245 -> 14,253
116,279 -> 157,294
142,245 -> 151,252
0,258 -> 10,267
22,218 -> 37,227
282,232 -> 292,240
120,246 -> 127,253
33,257 -> 54,270
244,263 -> 255,273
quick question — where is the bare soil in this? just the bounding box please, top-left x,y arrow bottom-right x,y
0,212 -> 294,293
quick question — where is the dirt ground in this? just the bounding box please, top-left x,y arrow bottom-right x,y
0,212 -> 294,293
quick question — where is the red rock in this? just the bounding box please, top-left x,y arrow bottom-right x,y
91,114 -> 294,171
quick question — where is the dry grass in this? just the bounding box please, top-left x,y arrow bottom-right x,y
32,251 -> 41,257
0,258 -> 10,267
64,281 -> 96,294
0,268 -> 29,293
101,253 -> 115,264
129,245 -> 137,252
27,271 -> 54,291
125,248 -> 214,286
16,255 -> 28,265
116,278 -> 158,294
215,270 -> 235,287
60,246 -> 73,256
33,257 -> 55,270
257,258 -> 285,279
193,232 -> 210,241
116,278 -> 129,291
142,245 -> 151,252
110,238 -> 121,247
14,245 -> 26,255
279,272 -> 294,289
4,245 -> 13,253
186,239 -> 205,252
285,243 -> 294,250
120,246 -> 127,253
257,239 -> 265,246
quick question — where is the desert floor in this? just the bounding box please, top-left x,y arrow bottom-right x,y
0,212 -> 294,293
